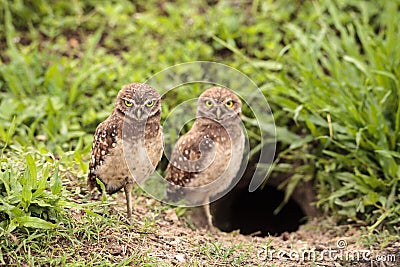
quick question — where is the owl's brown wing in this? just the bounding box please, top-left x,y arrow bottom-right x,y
165,128 -> 215,187
87,119 -> 120,191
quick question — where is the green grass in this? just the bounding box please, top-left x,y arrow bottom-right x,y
267,0 -> 400,231
0,207 -> 161,266
0,0 -> 399,265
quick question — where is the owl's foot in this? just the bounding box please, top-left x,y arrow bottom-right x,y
207,224 -> 220,234
89,190 -> 102,201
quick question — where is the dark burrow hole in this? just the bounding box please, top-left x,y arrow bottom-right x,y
203,144 -> 319,237
210,185 -> 307,237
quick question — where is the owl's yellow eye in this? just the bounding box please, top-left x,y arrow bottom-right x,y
225,100 -> 234,108
145,100 -> 155,107
124,100 -> 133,107
205,100 -> 213,107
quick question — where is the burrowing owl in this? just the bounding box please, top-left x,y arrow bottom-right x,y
88,83 -> 163,219
165,86 -> 245,229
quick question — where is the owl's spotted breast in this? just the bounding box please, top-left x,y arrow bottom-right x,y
88,114 -> 163,193
165,117 -> 244,201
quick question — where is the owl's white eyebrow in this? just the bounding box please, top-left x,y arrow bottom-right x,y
122,97 -> 135,104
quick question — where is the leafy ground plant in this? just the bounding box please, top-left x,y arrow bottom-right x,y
0,152 -> 76,236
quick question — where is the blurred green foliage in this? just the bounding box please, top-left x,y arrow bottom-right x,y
0,0 -> 399,239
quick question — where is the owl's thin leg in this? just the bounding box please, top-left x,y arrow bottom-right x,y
203,195 -> 218,233
204,203 -> 213,229
124,183 -> 133,219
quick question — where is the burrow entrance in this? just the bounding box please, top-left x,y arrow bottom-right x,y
207,168 -> 318,237
186,142 -> 319,237
211,185 -> 310,236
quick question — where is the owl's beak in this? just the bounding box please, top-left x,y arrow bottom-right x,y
136,109 -> 143,120
216,107 -> 222,120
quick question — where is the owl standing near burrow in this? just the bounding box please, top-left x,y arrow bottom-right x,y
165,86 -> 245,230
88,83 -> 163,219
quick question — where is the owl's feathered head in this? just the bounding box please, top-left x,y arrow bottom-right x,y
196,87 -> 242,124
115,83 -> 161,122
